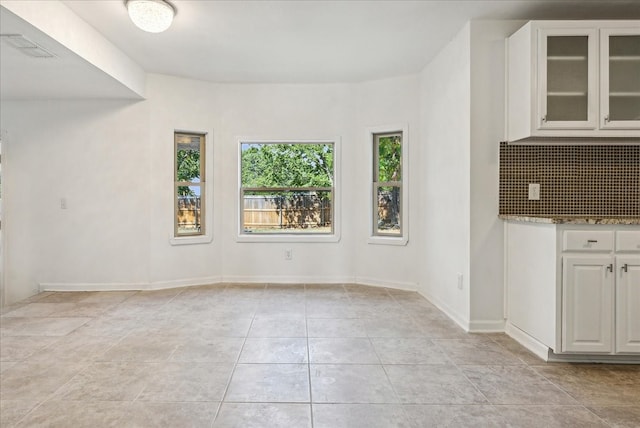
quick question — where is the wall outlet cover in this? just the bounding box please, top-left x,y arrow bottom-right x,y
528,183 -> 540,200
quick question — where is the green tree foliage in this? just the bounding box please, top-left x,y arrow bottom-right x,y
376,135 -> 402,232
176,148 -> 200,196
377,135 -> 401,182
241,143 -> 334,188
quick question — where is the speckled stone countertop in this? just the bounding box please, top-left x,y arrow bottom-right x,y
499,215 -> 640,225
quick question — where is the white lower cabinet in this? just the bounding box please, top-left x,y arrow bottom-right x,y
506,222 -> 640,359
562,255 -> 614,353
561,231 -> 640,355
616,255 -> 640,353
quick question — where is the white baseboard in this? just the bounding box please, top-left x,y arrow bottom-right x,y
547,352 -> 640,364
505,321 -> 550,361
40,282 -> 151,292
416,290 -> 470,332
39,275 -> 359,293
151,276 -> 223,289
40,276 -> 423,292
40,276 -> 223,292
355,276 -> 417,291
220,275 -> 355,285
468,319 -> 506,333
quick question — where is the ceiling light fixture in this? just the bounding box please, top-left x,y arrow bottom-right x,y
126,0 -> 176,33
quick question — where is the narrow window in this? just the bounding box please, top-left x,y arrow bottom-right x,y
373,132 -> 402,236
240,141 -> 334,235
175,132 -> 205,236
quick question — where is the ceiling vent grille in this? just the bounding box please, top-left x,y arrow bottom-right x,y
0,34 -> 56,58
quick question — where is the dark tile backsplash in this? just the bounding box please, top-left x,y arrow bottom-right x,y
499,142 -> 640,217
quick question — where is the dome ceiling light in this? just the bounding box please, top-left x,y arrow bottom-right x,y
126,0 -> 176,33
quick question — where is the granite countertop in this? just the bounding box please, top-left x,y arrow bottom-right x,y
499,214 -> 640,225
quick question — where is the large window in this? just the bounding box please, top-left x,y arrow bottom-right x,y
240,141 -> 335,236
174,132 -> 205,237
373,132 -> 402,237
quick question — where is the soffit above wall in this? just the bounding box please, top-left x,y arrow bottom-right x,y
0,3 -> 145,100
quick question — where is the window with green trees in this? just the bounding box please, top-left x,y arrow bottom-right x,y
240,142 -> 334,234
175,132 -> 205,236
373,132 -> 402,236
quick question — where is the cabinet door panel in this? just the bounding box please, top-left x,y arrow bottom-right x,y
600,28 -> 640,129
616,256 -> 640,353
538,28 -> 598,130
562,256 -> 614,353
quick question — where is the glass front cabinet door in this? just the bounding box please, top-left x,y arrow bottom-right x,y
506,21 -> 640,142
600,28 -> 640,129
537,28 -> 598,130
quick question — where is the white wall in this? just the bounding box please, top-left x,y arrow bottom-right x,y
469,20 -> 524,330
417,21 -> 524,331
354,75 -> 420,289
0,74 -> 422,304
1,100 -> 151,303
146,75 -> 360,285
418,23 -> 472,327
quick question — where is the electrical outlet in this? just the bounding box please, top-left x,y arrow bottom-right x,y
285,249 -> 293,260
528,183 -> 540,200
457,273 -> 463,290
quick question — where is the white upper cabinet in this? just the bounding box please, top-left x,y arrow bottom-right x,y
600,28 -> 640,130
539,28 -> 598,131
507,21 -> 640,142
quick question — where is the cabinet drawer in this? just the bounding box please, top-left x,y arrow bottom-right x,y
616,231 -> 640,252
563,230 -> 614,251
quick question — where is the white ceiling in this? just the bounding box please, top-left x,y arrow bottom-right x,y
61,0 -> 640,83
2,0 -> 640,99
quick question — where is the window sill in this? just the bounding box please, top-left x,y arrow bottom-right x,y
170,234 -> 213,246
368,235 -> 408,246
236,233 -> 341,243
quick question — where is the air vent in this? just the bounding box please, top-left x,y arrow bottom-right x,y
0,34 -> 56,58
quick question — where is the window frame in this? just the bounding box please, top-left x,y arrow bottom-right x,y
368,125 -> 409,246
170,130 -> 213,246
237,138 -> 341,243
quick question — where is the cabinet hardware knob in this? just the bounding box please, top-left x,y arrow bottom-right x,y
541,115 -> 547,124
587,239 -> 598,243
607,264 -> 613,273
604,115 -> 610,123
622,264 -> 628,273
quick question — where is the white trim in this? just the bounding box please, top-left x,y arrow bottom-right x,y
505,321 -> 550,361
170,129 -> 214,246
547,352 -> 640,364
41,282 -> 154,292
236,137 -> 341,243
40,276 -> 224,292
39,276 -> 422,293
503,221 -> 509,319
355,276 -> 416,291
417,289 -> 470,332
468,319 -> 506,333
39,276 -> 354,292
169,234 -> 213,246
367,124 -> 409,246
0,129 -> 6,308
221,275 -> 354,284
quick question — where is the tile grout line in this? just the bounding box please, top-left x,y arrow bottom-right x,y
304,283 -> 315,428
210,282 -> 260,427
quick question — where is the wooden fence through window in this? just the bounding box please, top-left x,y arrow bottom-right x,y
242,189 -> 332,231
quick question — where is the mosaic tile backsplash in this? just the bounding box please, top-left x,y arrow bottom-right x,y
499,142 -> 640,217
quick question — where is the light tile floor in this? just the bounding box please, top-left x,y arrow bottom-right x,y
0,284 -> 638,427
